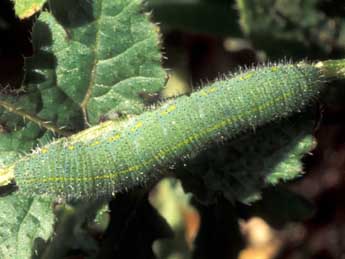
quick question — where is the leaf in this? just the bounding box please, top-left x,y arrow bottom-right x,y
0,194 -> 54,259
151,179 -> 194,259
39,202 -> 105,259
12,0 -> 46,19
0,93 -> 48,153
178,114 -> 316,203
43,0 -> 166,125
5,0 -> 167,143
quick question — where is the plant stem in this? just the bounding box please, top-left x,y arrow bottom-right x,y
0,100 -> 72,137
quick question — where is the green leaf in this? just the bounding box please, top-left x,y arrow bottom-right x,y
0,194 -> 54,259
151,179 -> 193,259
178,114 -> 315,203
44,0 -> 166,125
0,0 -> 166,163
12,0 -> 46,19
39,202 -> 105,259
0,93 -> 46,153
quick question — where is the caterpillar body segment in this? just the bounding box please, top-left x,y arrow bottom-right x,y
1,62 -> 326,199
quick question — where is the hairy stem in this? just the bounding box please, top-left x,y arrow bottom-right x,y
0,100 -> 72,137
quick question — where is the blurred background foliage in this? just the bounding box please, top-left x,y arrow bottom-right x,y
1,0 -> 345,258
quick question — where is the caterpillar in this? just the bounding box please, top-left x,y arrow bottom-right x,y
0,60 -> 342,200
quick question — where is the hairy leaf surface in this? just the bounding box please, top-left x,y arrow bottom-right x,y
0,194 -> 54,259
178,115 -> 315,203
47,0 -> 166,125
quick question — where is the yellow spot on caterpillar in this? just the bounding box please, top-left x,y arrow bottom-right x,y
69,120 -> 116,144
108,133 -> 121,142
240,72 -> 254,81
200,90 -> 207,96
41,148 -> 48,154
199,86 -> 218,96
91,140 -> 101,146
207,87 -> 217,93
68,146 -> 75,150
131,121 -> 143,132
160,104 -> 177,116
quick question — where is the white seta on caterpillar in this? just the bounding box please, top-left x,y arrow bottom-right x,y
0,61 -> 331,200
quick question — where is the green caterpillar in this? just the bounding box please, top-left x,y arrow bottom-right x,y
0,60 -> 341,200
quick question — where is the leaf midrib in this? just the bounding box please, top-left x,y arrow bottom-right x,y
81,0 -> 103,123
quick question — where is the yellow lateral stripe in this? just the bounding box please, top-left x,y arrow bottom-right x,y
20,85 -> 296,185
108,133 -> 121,142
131,121 -> 143,132
239,72 -> 255,80
198,86 -> 218,96
90,140 -> 101,146
160,104 -> 177,116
